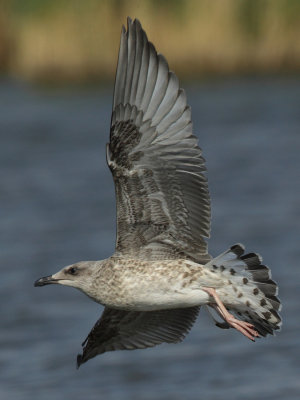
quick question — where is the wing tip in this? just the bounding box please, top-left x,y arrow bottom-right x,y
127,16 -> 133,27
76,354 -> 83,369
126,16 -> 142,31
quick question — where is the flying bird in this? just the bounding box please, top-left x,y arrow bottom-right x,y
34,17 -> 281,368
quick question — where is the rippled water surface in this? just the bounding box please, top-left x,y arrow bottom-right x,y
1,78 -> 299,400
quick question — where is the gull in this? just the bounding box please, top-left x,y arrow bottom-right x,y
34,18 -> 281,368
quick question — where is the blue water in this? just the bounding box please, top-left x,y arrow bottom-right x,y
1,77 -> 299,400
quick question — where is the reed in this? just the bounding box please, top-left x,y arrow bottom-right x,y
1,0 -> 300,82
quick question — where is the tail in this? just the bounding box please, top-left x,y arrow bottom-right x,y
207,244 -> 282,337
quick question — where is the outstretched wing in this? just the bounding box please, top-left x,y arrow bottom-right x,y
77,306 -> 200,367
107,18 -> 211,262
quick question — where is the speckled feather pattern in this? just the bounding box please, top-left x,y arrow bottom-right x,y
76,243 -> 281,365
87,257 -> 208,310
84,249 -> 281,329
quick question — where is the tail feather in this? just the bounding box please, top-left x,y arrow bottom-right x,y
207,243 -> 282,337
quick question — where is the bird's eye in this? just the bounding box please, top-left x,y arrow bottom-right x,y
68,267 -> 78,275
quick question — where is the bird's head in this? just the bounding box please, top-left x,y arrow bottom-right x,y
34,261 -> 100,292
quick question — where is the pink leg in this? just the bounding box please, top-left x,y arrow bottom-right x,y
203,287 -> 260,341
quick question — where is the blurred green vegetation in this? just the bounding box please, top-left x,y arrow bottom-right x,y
0,0 -> 300,83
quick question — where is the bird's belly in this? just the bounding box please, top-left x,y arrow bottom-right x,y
108,287 -> 211,311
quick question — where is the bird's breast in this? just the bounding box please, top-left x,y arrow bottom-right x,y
91,258 -> 211,311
